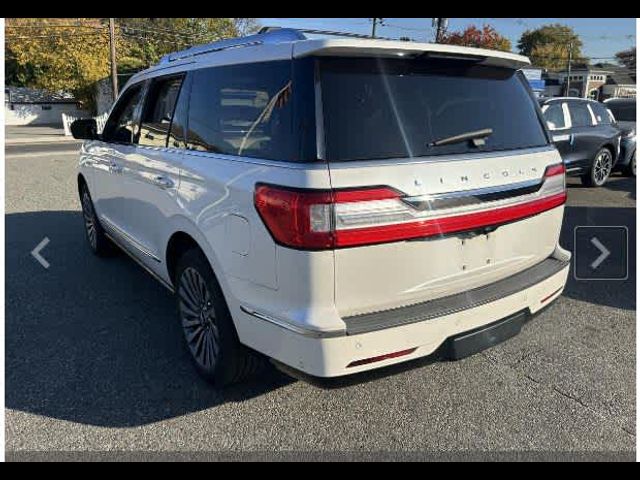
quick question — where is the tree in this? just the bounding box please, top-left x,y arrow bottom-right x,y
517,24 -> 586,69
117,18 -> 252,72
615,47 -> 636,70
5,18 -> 259,112
440,24 -> 511,52
5,18 -> 111,112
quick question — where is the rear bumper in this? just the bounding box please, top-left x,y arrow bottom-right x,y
237,248 -> 571,378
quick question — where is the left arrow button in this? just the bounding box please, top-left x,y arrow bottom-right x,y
31,237 -> 50,269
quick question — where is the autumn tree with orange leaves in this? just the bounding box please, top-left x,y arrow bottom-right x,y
440,24 -> 512,52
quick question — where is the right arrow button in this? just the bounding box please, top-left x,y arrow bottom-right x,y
590,237 -> 611,270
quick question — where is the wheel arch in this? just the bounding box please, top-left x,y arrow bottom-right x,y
163,217 -> 224,291
600,142 -> 618,163
166,231 -> 204,286
77,172 -> 88,193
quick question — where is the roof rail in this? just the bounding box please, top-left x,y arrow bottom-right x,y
259,25 -> 386,40
158,26 -> 399,64
159,28 -> 306,64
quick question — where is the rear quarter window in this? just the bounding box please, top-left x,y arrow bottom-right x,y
186,61 -> 295,161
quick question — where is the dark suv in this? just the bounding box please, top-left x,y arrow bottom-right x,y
539,97 -> 621,187
604,97 -> 636,177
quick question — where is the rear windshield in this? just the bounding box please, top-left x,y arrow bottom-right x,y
607,102 -> 636,122
319,57 -> 549,162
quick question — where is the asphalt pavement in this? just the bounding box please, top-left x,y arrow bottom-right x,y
4,138 -> 636,460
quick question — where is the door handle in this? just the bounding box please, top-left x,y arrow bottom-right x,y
153,176 -> 174,189
109,162 -> 123,174
569,134 -> 575,146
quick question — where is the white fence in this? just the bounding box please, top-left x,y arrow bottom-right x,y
62,112 -> 108,136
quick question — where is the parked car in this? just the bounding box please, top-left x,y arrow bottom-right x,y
72,29 -> 571,385
604,97 -> 636,177
539,97 -> 621,186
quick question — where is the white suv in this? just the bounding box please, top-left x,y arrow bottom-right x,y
72,28 -> 571,385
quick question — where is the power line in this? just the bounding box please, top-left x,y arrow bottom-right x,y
5,32 -> 108,40
6,24 -> 104,29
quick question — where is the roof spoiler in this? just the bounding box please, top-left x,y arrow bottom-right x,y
293,39 -> 531,69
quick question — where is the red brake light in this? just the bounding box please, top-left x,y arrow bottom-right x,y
544,163 -> 566,177
254,184 -> 335,249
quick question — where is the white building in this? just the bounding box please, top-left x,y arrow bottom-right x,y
555,67 -> 612,100
4,86 -> 88,126
541,64 -> 636,100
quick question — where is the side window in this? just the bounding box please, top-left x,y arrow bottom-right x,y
542,103 -> 566,130
167,74 -> 191,149
138,75 -> 184,147
102,84 -> 143,144
590,102 -> 612,125
186,61 -> 294,161
568,102 -> 594,127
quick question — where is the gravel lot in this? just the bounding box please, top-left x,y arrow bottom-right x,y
5,139 -> 636,460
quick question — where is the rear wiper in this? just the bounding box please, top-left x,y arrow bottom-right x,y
427,128 -> 493,148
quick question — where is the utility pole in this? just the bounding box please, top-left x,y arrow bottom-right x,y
565,41 -> 573,97
371,18 -> 379,39
433,18 -> 449,43
109,18 -> 119,101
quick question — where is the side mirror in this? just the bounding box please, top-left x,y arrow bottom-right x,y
70,118 -> 98,140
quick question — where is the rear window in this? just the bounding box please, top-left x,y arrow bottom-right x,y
319,57 -> 549,162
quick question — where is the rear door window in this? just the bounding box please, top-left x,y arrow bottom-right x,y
186,61 -> 294,161
590,102 -> 612,125
138,75 -> 184,148
318,57 -> 549,161
568,102 -> 594,127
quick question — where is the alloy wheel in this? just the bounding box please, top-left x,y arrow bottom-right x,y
593,150 -> 612,185
81,190 -> 97,250
178,267 -> 220,371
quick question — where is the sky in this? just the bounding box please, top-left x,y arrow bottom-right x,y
258,18 -> 636,61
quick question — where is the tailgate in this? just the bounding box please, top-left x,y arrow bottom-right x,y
328,147 -> 566,317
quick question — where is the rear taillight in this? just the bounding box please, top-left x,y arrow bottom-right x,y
254,185 -> 335,249
255,164 -> 566,250
543,162 -> 566,177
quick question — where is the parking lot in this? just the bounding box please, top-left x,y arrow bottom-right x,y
4,131 -> 636,460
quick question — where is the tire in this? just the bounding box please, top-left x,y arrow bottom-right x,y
581,147 -> 613,187
623,152 -> 636,177
79,184 -> 115,257
175,248 -> 265,386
